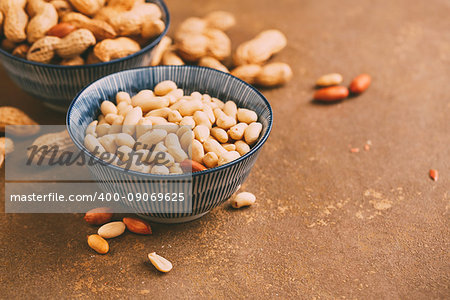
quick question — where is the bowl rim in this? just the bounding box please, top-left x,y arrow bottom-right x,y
0,0 -> 170,69
66,65 -> 273,179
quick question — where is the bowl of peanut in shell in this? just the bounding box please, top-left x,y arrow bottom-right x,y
0,0 -> 169,111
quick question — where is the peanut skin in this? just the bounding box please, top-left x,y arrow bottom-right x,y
313,86 -> 349,102
47,23 -> 77,38
63,12 -> 116,40
349,74 -> 371,94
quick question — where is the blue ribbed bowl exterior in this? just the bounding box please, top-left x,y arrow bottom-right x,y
0,0 -> 169,110
67,66 -> 273,220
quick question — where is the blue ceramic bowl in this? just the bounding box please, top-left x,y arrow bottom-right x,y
66,66 -> 273,223
0,0 -> 169,111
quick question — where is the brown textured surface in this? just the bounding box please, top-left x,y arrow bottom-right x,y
1,0 -> 449,298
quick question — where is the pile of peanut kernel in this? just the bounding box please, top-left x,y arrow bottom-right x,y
84,80 -> 262,174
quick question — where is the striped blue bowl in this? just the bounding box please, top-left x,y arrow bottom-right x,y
66,66 -> 273,223
0,0 -> 169,111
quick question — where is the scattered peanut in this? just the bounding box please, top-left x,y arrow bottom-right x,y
148,252 -> 173,273
230,192 -> 256,208
204,10 -> 235,31
316,73 -> 343,87
84,207 -> 113,225
97,221 -> 126,238
27,130 -> 76,164
314,86 -> 349,102
150,36 -> 172,66
234,30 -> 287,66
198,56 -> 229,73
87,234 -> 109,254
429,169 -> 438,182
0,137 -> 14,156
255,62 -> 293,87
231,64 -> 262,84
175,16 -> 231,62
231,62 -> 292,87
161,47 -> 185,66
122,217 -> 152,235
349,73 -> 371,94
0,106 -> 40,136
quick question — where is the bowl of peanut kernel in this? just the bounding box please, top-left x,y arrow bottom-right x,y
66,65 -> 273,223
0,0 -> 169,111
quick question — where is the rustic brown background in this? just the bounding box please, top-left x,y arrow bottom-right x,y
1,0 -> 449,298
